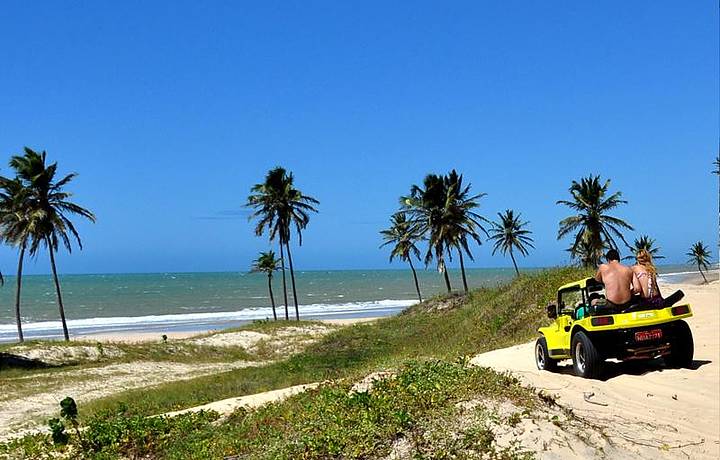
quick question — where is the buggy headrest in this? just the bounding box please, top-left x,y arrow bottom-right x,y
662,290 -> 685,309
586,277 -> 604,292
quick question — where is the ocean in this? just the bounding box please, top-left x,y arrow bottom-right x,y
0,265 -> 713,342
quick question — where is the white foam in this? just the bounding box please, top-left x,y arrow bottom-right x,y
0,299 -> 416,339
658,268 -> 719,281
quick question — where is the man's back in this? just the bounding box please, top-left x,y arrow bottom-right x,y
596,260 -> 634,305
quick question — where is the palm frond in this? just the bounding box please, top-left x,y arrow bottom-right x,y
245,167 -> 318,247
556,175 -> 632,267
251,251 -> 281,275
2,149 -> 94,258
687,241 -> 712,270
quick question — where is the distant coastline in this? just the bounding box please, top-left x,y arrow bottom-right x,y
0,266 -> 715,342
0,299 -> 414,342
657,269 -> 719,285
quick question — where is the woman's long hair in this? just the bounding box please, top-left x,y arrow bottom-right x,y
636,249 -> 657,277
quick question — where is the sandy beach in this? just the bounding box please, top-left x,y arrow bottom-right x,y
471,280 -> 720,459
81,316 -> 380,343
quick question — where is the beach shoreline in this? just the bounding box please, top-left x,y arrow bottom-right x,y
0,301 -> 411,343
81,316 -> 382,343
1,268 -> 716,344
0,266 -> 719,344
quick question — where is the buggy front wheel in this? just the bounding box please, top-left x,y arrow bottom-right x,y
535,337 -> 558,372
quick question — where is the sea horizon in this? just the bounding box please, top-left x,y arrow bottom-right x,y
1,265 -> 716,342
5,261 -> 717,277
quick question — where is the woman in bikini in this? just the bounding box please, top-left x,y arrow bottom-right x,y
631,249 -> 663,307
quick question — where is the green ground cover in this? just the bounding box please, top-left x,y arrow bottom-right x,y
1,267 -> 590,459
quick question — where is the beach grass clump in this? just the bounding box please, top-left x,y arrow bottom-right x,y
2,360 -> 537,459
212,360 -> 536,459
114,341 -> 255,364
0,407 -> 219,459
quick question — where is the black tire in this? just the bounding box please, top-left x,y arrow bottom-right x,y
535,337 -> 558,372
571,331 -> 602,379
665,320 -> 694,369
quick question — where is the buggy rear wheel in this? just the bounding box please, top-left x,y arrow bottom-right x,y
572,331 -> 602,379
535,337 -> 557,372
665,320 -> 694,369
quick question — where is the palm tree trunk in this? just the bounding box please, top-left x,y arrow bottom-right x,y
15,243 -> 26,343
285,242 -> 300,321
408,258 -> 422,303
458,250 -> 468,293
441,259 -> 452,293
47,242 -> 70,341
268,275 -> 277,321
510,250 -> 520,278
279,242 -> 289,320
698,264 -> 708,284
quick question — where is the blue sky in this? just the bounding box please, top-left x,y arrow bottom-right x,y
0,1 -> 717,274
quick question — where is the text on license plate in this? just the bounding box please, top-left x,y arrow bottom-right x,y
635,329 -> 663,342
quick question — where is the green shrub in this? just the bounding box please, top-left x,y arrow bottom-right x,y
5,360 -> 537,459
156,360 -> 537,459
48,417 -> 68,446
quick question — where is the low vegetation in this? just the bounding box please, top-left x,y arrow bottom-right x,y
1,267 -> 591,459
0,319 -> 335,371
3,361 -> 543,459
0,321 -> 337,437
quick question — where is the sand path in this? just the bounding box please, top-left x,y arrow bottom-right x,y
163,382 -> 321,418
470,281 -> 720,459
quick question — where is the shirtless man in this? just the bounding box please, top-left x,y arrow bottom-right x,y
594,249 -> 638,309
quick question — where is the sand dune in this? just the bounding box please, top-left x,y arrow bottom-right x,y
0,360 -> 261,440
471,281 -> 719,459
0,323 -> 344,440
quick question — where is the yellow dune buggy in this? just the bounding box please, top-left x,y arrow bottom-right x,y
535,277 -> 694,379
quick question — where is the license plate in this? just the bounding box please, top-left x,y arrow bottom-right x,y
635,329 -> 663,342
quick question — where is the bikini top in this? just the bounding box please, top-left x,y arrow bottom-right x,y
634,270 -> 658,298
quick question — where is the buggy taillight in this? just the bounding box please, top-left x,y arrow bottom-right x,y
591,316 -> 614,326
671,305 -> 689,316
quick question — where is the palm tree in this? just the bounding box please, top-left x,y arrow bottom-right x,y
0,176 -> 38,342
566,239 -> 604,268
557,175 -> 633,267
402,171 -> 487,293
488,209 -> 534,277
9,148 -> 96,341
402,174 -> 452,292
623,235 -> 664,261
247,167 -> 318,321
251,251 -> 281,321
380,212 -> 424,302
247,168 -> 289,320
443,171 -> 488,293
687,241 -> 712,284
